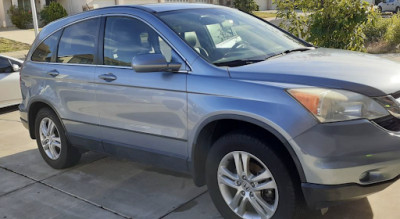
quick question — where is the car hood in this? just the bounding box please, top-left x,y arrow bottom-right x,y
228,48 -> 400,97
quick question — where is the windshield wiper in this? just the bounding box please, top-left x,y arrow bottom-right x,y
283,47 -> 314,54
214,59 -> 264,67
265,47 -> 314,60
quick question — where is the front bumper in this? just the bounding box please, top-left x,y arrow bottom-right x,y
302,175 -> 399,209
289,119 -> 400,208
291,119 -> 400,185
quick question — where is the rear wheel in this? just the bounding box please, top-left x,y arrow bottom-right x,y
378,6 -> 382,13
34,108 -> 81,169
206,132 -> 298,219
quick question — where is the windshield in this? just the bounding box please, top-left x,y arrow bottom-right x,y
158,8 -> 307,67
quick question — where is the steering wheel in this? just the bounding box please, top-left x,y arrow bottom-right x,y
231,41 -> 250,50
222,41 -> 251,59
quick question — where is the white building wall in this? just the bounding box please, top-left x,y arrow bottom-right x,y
57,0 -> 86,15
254,0 -> 267,10
1,0 -> 13,28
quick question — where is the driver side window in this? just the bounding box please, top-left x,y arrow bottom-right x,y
104,16 -> 172,67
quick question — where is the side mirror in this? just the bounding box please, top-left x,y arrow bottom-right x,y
132,54 -> 182,73
12,64 -> 21,72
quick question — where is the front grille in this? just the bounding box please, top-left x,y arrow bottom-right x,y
373,115 -> 400,132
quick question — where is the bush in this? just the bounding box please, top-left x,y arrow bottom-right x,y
385,15 -> 400,47
364,14 -> 400,53
7,5 -> 32,29
364,14 -> 391,44
40,2 -> 67,25
275,0 -> 374,52
234,0 -> 259,13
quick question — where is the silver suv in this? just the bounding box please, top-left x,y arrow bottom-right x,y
378,0 -> 400,13
20,4 -> 400,219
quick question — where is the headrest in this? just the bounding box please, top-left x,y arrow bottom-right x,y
184,32 -> 198,47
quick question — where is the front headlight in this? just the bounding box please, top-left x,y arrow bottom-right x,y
288,88 -> 389,123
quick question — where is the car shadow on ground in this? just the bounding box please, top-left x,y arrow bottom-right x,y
296,198 -> 373,219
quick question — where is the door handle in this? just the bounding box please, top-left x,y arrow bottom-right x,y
47,69 -> 59,77
99,73 -> 117,82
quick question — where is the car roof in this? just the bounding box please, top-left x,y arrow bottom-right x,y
102,3 -> 224,13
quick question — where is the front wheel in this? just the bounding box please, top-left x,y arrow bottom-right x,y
206,132 -> 298,219
34,108 -> 81,169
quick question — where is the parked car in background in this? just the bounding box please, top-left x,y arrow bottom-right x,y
20,4 -> 400,219
378,0 -> 400,13
0,55 -> 22,108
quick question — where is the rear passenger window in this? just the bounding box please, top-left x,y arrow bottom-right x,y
104,17 -> 172,67
31,30 -> 62,62
57,18 -> 100,64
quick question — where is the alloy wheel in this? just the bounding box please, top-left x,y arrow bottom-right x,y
217,151 -> 279,219
39,117 -> 62,160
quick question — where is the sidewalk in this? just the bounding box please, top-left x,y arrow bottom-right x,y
0,28 -> 36,45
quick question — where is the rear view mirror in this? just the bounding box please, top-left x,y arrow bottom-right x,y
132,54 -> 182,73
12,64 -> 20,72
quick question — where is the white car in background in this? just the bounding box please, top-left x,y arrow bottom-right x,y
378,0 -> 400,13
0,55 -> 22,108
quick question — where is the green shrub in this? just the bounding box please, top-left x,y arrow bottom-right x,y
275,0 -> 374,52
40,2 -> 67,25
364,14 -> 391,44
7,5 -> 32,29
234,0 -> 259,13
385,15 -> 400,47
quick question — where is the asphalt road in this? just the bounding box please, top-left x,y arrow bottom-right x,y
0,106 -> 399,219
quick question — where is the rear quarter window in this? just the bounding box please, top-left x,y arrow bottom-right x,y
31,30 -> 62,62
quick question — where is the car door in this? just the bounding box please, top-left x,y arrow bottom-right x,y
382,0 -> 389,11
388,0 -> 395,11
26,18 -> 102,151
95,16 -> 188,167
0,57 -> 21,107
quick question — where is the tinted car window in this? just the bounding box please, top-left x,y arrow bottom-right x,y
0,57 -> 12,73
104,17 -> 172,67
57,18 -> 100,64
31,30 -> 62,62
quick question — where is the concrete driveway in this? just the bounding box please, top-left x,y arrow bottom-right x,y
0,106 -> 399,219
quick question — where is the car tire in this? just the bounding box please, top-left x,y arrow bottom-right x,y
396,7 -> 400,14
34,108 -> 81,169
378,6 -> 382,13
206,132 -> 298,219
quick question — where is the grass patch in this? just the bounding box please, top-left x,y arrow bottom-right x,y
0,37 -> 30,53
253,11 -> 276,19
